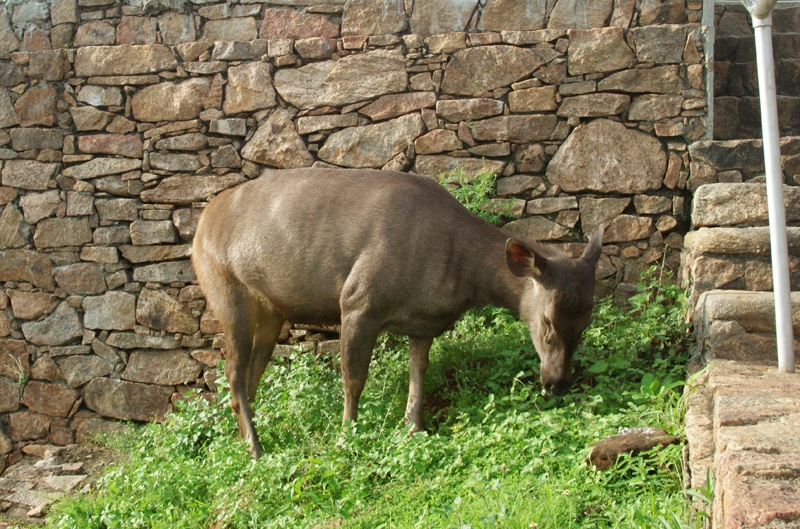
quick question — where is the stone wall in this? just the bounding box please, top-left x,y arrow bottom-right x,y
713,2 -> 800,139
0,0 -> 709,459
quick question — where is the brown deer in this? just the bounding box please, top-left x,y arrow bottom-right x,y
192,168 -> 603,458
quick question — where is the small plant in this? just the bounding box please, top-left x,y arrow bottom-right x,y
12,354 -> 29,385
439,165 -> 503,224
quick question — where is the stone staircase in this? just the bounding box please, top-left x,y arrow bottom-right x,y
714,2 -> 800,139
682,181 -> 800,528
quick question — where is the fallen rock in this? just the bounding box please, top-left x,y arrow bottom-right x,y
589,427 -> 680,470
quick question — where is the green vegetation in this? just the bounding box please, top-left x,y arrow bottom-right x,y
46,271 -> 697,529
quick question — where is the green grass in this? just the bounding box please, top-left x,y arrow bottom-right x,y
46,272 -> 700,529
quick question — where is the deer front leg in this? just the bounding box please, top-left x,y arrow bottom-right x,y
405,336 -> 433,432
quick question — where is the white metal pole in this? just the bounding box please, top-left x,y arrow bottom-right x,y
745,0 -> 795,372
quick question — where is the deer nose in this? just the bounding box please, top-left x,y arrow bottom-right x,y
545,381 -> 570,396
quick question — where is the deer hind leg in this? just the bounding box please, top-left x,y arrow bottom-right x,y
339,312 -> 381,427
201,271 -> 270,459
246,299 -> 284,404
405,336 -> 433,432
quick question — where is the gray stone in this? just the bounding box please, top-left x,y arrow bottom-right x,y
441,45 -> 546,96
503,216 -> 569,241
319,113 -> 425,168
83,292 -> 136,331
211,40 -> 267,61
141,174 -> 246,204
53,263 -> 106,295
496,174 -> 545,196
74,45 -> 179,77
21,302 -> 83,346
173,209 -> 202,241
1,160 -> 58,190
579,197 -> 631,237
136,288 -> 198,334
436,98 -> 504,123
567,28 -> 634,75
470,115 -> 558,142
514,143 -> 548,173
0,9 -> 20,60
274,50 -> 407,110
149,153 -> 202,172
692,183 -> 800,227
0,87 -> 18,128
296,114 -> 359,135
131,78 -> 212,122
33,217 -> 93,248
202,17 -> 258,42
480,0 -> 546,31
547,119 -> 666,193
155,133 -> 208,151
57,355 -> 113,388
0,249 -> 54,289
21,380 -> 79,417
10,128 -> 64,151
84,378 -> 172,422
410,0 -> 478,37
123,350 -> 203,386
132,260 -> 196,283
639,0 -> 687,25
508,86 -> 558,113
242,109 -> 314,169
209,118 -> 247,136
223,62 -> 278,115
341,0 -> 408,36
0,204 -> 30,249
597,65 -> 683,94
549,0 -> 613,29
0,378 -> 21,412
106,332 -> 182,350
259,9 -> 339,40
8,410 -> 51,442
633,195 -> 672,215
95,198 -> 138,222
359,92 -> 437,121
119,244 -> 192,263
688,139 -> 767,173
130,220 -> 177,246
556,93 -> 630,117
526,196 -> 578,215
62,158 -> 142,180
7,290 -> 55,320
604,214 -> 653,242
628,94 -> 684,121
70,106 -> 115,131
415,129 -> 463,155
77,85 -> 124,108
631,24 -> 692,64
19,190 -> 62,224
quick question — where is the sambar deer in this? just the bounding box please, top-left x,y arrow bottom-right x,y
192,168 -> 603,458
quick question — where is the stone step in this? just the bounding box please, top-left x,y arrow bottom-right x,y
693,290 -> 800,365
691,183 -> 800,228
681,227 -> 800,309
684,361 -> 800,529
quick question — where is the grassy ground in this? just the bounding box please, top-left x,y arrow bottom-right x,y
45,271 -> 700,529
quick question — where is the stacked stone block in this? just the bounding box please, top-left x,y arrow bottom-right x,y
713,2 -> 800,139
0,0 -> 708,459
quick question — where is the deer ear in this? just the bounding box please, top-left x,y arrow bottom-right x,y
580,225 -> 604,267
505,239 -> 546,279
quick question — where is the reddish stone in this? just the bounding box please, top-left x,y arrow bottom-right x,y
260,9 -> 340,39
9,411 -> 51,442
20,25 -> 51,52
116,16 -> 158,45
22,380 -> 80,417
78,134 -> 144,158
49,418 -> 74,446
14,84 -> 57,127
